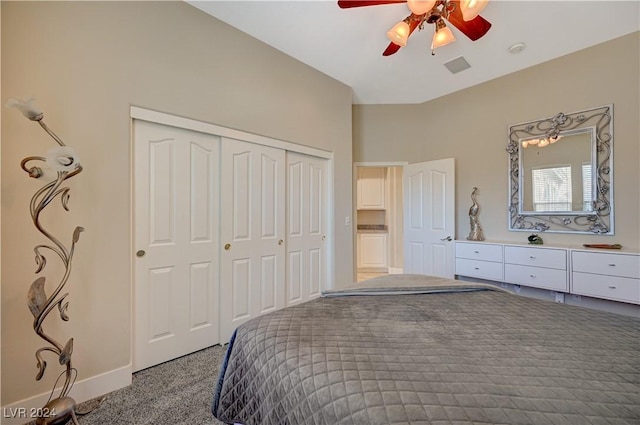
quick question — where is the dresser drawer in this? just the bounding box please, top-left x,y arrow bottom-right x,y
505,264 -> 568,292
572,252 -> 640,279
504,246 -> 566,270
572,272 -> 640,304
455,242 -> 503,262
455,258 -> 503,281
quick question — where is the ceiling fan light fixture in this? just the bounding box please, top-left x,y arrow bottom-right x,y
460,0 -> 489,21
407,0 -> 436,15
431,20 -> 456,49
338,0 -> 492,57
387,20 -> 411,46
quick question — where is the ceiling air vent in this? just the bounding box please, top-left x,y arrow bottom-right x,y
444,56 -> 471,74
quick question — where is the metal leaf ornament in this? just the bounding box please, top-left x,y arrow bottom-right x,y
59,338 -> 74,365
73,226 -> 84,243
27,276 -> 48,318
35,355 -> 47,381
61,188 -> 71,211
58,299 -> 70,321
7,97 -> 84,424
34,248 -> 47,274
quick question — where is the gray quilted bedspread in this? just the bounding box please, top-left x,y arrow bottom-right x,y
212,278 -> 640,425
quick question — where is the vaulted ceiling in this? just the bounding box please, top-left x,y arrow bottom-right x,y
188,1 -> 640,104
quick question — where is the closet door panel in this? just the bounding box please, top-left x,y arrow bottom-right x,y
220,138 -> 285,341
133,121 -> 220,371
286,153 -> 328,306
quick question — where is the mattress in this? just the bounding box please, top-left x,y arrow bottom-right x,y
212,275 -> 640,424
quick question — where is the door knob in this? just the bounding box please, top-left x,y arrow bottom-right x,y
224,243 -> 231,251
440,236 -> 452,241
322,235 -> 326,241
278,239 -> 284,245
136,250 -> 146,258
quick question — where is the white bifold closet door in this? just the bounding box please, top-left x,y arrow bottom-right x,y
219,138 -> 286,341
286,152 -> 328,306
134,117 -> 331,359
133,120 -> 220,372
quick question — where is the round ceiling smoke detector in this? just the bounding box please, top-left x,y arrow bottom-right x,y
508,42 -> 526,54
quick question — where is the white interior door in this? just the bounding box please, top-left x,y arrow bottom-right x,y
403,158 -> 455,278
133,120 -> 220,372
286,152 -> 328,306
220,138 -> 286,341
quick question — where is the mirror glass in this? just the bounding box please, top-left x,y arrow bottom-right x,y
507,105 -> 613,234
520,129 -> 594,213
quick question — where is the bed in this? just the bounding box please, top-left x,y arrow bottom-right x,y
212,274 -> 640,425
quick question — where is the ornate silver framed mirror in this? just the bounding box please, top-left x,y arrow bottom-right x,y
506,104 -> 613,234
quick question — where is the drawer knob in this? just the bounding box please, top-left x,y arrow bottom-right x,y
608,286 -> 617,289
608,264 -> 616,267
530,274 -> 536,278
474,267 -> 479,270
474,251 -> 479,254
529,256 -> 536,259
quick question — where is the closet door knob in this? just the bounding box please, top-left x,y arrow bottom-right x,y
136,250 -> 146,258
440,236 -> 452,241
278,239 -> 284,245
224,243 -> 231,251
322,235 -> 326,241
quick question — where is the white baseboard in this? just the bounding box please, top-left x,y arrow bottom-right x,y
1,364 -> 132,425
388,267 -> 403,275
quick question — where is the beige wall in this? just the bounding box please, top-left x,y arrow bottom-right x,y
354,32 -> 639,250
1,1 -> 353,404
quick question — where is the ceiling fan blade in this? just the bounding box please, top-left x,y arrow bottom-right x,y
382,14 -> 420,56
382,42 -> 402,56
338,0 -> 406,8
446,1 -> 491,41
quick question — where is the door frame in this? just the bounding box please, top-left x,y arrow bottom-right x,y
130,106 -> 335,364
352,162 -> 408,281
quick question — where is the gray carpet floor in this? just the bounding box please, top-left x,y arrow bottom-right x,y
76,344 -> 227,425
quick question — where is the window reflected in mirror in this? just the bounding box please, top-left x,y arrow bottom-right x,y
520,129 -> 594,213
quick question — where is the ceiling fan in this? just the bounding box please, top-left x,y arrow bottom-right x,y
337,0 -> 492,56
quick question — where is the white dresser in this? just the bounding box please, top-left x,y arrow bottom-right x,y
455,240 -> 639,305
455,242 -> 503,281
571,250 -> 640,304
504,246 -> 568,292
